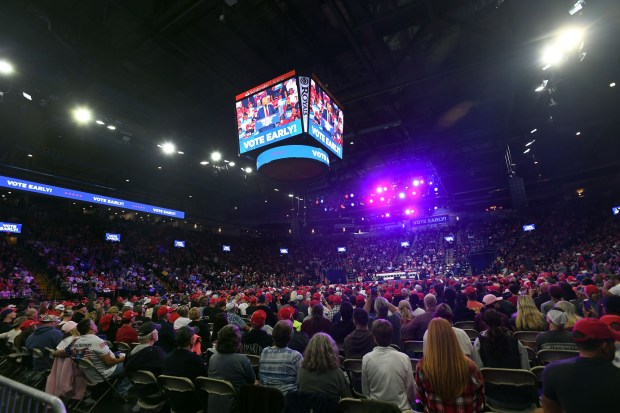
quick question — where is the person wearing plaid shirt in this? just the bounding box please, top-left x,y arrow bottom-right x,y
415,319 -> 485,413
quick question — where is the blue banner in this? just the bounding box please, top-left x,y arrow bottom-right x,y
174,240 -> 185,248
256,145 -> 330,170
411,214 -> 449,227
0,222 -> 22,233
308,123 -> 343,158
239,119 -> 303,154
0,175 -> 185,219
105,233 -> 121,242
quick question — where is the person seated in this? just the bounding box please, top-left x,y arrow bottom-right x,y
208,325 -> 256,413
330,301 -> 355,345
513,295 -> 546,332
416,318 -> 485,413
115,310 -> 139,344
124,322 -> 166,376
452,292 -> 476,323
188,307 -> 211,351
362,319 -> 415,411
300,304 -> 332,338
26,314 -> 63,371
172,305 -> 191,330
423,304 -> 473,357
554,301 -> 581,331
535,309 -> 577,352
297,333 -> 351,398
258,320 -> 303,395
542,318 -> 620,413
344,308 -> 375,359
472,309 -> 529,370
369,297 -> 401,346
402,294 -> 437,341
241,310 -> 273,355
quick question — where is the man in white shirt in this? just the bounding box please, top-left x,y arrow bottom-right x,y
362,319 -> 415,412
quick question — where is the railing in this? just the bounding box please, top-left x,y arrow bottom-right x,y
0,374 -> 66,413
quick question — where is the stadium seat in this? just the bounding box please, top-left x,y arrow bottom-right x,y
454,321 -> 475,330
244,353 -> 260,375
196,376 -> 236,413
113,341 -> 131,353
73,358 -> 125,413
339,397 -> 401,413
513,331 -> 541,349
236,384 -> 284,413
480,368 -> 538,412
126,370 -> 166,411
402,340 -> 424,357
158,375 -> 203,413
462,329 -> 480,341
525,346 -> 536,367
342,358 -> 364,398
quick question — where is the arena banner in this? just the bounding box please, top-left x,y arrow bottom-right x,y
0,222 -> 22,233
411,214 -> 449,227
256,145 -> 329,170
0,175 -> 185,219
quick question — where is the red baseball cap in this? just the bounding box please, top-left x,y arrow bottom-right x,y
572,318 -> 620,342
277,306 -> 294,320
122,310 -> 137,320
251,310 -> 267,327
157,306 -> 172,317
332,295 -> 342,305
21,320 -> 38,329
356,295 -> 365,304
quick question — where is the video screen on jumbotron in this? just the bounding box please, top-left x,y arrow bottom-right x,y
236,71 -> 303,155
308,78 -> 343,158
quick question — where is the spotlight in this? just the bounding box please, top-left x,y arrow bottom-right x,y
0,60 -> 14,75
524,148 -> 531,154
350,202 -> 355,207
576,131 -> 581,136
200,161 -> 209,165
611,82 -> 616,88
95,120 -> 105,125
161,142 -> 176,155
380,197 -> 385,202
557,28 -> 584,52
541,46 -> 564,67
376,187 -> 383,194
244,167 -> 252,173
385,213 -> 390,218
535,80 -> 548,92
531,129 -> 537,134
107,125 -> 116,130
211,151 -> 222,162
350,193 -> 354,198
383,187 -> 387,191
398,192 -> 405,199
434,187 -> 439,192
229,162 -> 235,167
27,154 -> 33,157
569,0 -> 584,15
412,191 -> 416,196
413,179 -> 420,187
22,92 -> 32,100
526,140 -> 535,146
369,199 -> 374,204
177,151 -> 184,155
288,194 -> 294,198
72,107 -> 92,124
405,209 -> 411,215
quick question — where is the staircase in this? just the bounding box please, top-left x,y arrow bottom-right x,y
17,245 -> 63,301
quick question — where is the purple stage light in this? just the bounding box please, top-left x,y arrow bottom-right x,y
434,187 -> 438,192
376,187 -> 383,194
413,179 -> 420,187
420,180 -> 424,184
350,202 -> 355,207
380,197 -> 385,202
386,213 -> 390,218
429,181 -> 433,185
383,186 -> 388,191
345,194 -> 349,199
434,206 -> 438,210
398,192 -> 406,199
412,191 -> 416,196
350,193 -> 354,198
324,207 -> 327,211
369,199 -> 374,204
405,209 -> 411,215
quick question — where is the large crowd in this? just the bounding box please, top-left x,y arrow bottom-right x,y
0,203 -> 619,412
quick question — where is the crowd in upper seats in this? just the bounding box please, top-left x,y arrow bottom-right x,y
0,202 -> 619,412
0,238 -> 40,301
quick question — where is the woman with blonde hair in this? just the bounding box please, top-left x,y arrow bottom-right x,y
297,332 -> 351,397
399,300 -> 414,326
415,318 -> 484,413
554,301 -> 581,330
514,295 -> 546,331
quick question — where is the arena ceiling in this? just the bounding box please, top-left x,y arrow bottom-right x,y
0,0 -> 619,225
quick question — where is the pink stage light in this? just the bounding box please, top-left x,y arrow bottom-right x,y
369,199 -> 374,204
413,179 -> 420,187
398,192 -> 406,199
380,197 -> 385,202
386,213 -> 390,218
376,187 -> 383,194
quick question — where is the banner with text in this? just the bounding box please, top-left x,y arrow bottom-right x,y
0,222 -> 22,233
411,214 -> 449,227
256,145 -> 330,170
0,175 -> 185,219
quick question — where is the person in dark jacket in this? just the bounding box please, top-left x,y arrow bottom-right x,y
241,310 -> 272,355
25,314 -> 63,371
331,302 -> 355,345
344,308 -> 375,359
277,306 -> 309,355
124,322 -> 167,404
301,305 -> 332,338
154,306 -> 175,353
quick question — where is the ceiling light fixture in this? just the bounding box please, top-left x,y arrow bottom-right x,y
610,82 -> 616,88
244,167 -> 252,173
526,140 -> 535,146
95,120 -> 105,125
0,60 -> 14,75
200,161 -> 209,165
211,151 -> 222,162
530,128 -> 537,134
72,107 -> 92,124
22,92 -> 32,100
523,148 -> 531,154
107,125 -> 116,130
161,142 -> 176,155
229,161 -> 235,167
576,131 -> 581,136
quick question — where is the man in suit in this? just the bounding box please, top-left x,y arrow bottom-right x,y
256,96 -> 277,130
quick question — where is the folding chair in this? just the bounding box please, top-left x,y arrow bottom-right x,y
236,384 -> 284,413
342,358 -> 364,398
463,329 -> 480,341
402,340 -> 424,358
531,366 -> 544,388
244,353 -> 260,376
339,397 -> 401,413
30,348 -> 52,389
525,347 -> 537,367
126,370 -> 166,411
196,376 -> 236,413
158,374 -> 203,413
454,321 -> 475,330
513,331 -> 541,350
480,368 -> 538,412
537,350 -> 578,365
72,358 -> 124,413
113,341 -> 131,352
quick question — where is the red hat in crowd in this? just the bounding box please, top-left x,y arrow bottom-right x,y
383,293 -> 392,301
122,310 -> 137,320
356,295 -> 365,304
312,293 -> 321,301
157,306 -> 171,317
585,285 -> 599,296
277,306 -> 294,320
572,318 -> 620,342
310,300 -> 319,307
250,297 -> 257,304
251,310 -> 267,327
332,295 -> 342,305
169,312 -> 180,323
21,320 -> 38,329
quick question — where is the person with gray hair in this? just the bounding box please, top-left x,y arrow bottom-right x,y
535,309 -> 578,352
402,293 -> 437,341
369,297 -> 401,345
124,322 -> 167,375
